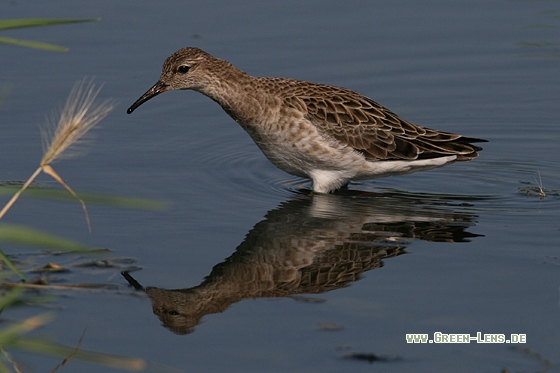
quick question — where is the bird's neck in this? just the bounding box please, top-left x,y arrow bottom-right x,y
198,66 -> 271,126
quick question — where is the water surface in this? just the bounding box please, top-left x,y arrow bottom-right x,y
1,1 -> 559,372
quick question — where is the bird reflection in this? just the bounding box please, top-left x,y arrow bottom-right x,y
123,190 -> 482,334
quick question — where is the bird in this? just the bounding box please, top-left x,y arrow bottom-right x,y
127,47 -> 486,193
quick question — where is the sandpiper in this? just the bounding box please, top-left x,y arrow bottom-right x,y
128,47 -> 486,193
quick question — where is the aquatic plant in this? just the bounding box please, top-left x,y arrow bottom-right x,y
0,18 -> 97,51
0,79 -> 115,232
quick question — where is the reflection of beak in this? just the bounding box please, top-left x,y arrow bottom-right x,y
127,80 -> 169,114
121,271 -> 146,291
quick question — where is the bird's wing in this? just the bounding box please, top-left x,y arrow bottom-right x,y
283,83 -> 483,161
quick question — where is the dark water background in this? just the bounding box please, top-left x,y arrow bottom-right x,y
1,1 -> 559,372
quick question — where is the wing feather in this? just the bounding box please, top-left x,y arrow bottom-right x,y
277,81 -> 485,161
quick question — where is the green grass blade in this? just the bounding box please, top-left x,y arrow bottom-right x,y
0,224 -> 102,253
0,18 -> 98,31
0,288 -> 26,312
0,186 -> 169,211
0,249 -> 26,281
12,338 -> 147,371
0,84 -> 10,110
0,36 -> 68,51
0,313 -> 53,345
71,191 -> 169,210
0,359 -> 9,373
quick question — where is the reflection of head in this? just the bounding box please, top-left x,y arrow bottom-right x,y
146,288 -> 196,335
146,287 -> 230,335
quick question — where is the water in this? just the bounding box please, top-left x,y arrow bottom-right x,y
1,0 -> 559,372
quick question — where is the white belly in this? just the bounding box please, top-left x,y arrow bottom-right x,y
239,115 -> 457,193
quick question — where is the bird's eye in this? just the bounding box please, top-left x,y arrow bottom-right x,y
178,65 -> 191,74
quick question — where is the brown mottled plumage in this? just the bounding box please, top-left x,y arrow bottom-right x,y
128,47 -> 486,193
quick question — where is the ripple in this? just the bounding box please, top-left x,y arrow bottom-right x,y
196,136 -> 304,201
192,129 -> 560,208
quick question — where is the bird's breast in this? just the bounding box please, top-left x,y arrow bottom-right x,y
237,109 -> 365,178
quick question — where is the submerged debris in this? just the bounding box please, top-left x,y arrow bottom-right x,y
74,258 -> 138,270
341,352 -> 402,364
518,186 -> 559,199
30,262 -> 70,273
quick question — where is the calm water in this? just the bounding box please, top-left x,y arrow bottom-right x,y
1,0 -> 559,372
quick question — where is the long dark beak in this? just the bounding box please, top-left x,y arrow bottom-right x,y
127,81 -> 169,114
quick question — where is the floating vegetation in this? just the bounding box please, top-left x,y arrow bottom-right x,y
30,262 -> 70,273
518,171 -> 560,199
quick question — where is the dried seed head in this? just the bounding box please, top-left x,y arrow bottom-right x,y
41,79 -> 116,166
